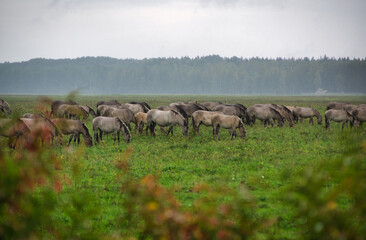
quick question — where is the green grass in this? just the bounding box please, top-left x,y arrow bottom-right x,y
1,94 -> 366,239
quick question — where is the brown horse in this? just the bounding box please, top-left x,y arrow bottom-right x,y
324,109 -> 354,130
352,108 -> 366,128
212,104 -> 249,124
96,100 -> 121,107
147,109 -> 188,137
103,108 -> 136,130
20,118 -> 63,146
253,104 -> 293,127
293,107 -> 322,125
326,102 -> 349,110
51,118 -> 93,147
0,99 -> 12,115
92,116 -> 131,144
201,102 -> 223,111
81,105 -> 97,118
246,106 -> 284,127
211,114 -> 246,140
50,100 -> 78,117
191,110 -> 224,133
0,118 -> 30,148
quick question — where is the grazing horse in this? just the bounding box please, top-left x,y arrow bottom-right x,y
351,108 -> 366,128
103,108 -> 136,130
135,112 -> 148,134
120,103 -> 148,114
147,109 -> 188,137
211,114 -> 246,140
96,100 -> 121,107
284,106 -> 296,112
51,118 -> 93,147
212,104 -> 249,124
50,100 -> 78,117
80,106 -> 97,118
253,104 -> 294,127
20,118 -> 63,146
0,118 -> 30,148
324,109 -> 354,130
201,102 -> 223,111
293,107 -> 322,125
0,99 -> 12,115
246,106 -> 284,127
92,116 -> 131,144
191,110 -> 224,133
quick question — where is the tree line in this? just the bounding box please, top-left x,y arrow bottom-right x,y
0,55 -> 365,95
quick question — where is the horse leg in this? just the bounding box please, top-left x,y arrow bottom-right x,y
216,125 -> 221,141
67,135 -> 73,146
212,126 -> 216,140
300,117 -> 303,123
150,123 -> 156,137
309,117 -> 314,125
94,131 -> 99,144
325,117 -> 330,130
117,131 -> 120,144
99,130 -> 103,141
342,121 -> 346,130
77,134 -> 81,144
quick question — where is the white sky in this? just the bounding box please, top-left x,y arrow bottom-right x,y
0,0 -> 365,63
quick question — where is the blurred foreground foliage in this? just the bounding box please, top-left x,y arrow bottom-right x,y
1,128 -> 365,239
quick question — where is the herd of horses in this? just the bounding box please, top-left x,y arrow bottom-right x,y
0,98 -> 365,148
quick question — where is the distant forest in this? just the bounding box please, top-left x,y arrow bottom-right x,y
0,55 -> 365,95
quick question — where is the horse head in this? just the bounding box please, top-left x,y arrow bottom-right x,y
118,118 -> 131,143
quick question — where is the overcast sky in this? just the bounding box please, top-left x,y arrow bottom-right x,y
0,0 -> 365,63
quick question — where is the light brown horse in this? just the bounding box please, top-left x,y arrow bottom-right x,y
0,99 -> 12,115
211,114 -> 246,140
293,107 -> 322,125
135,112 -> 148,134
253,104 -> 294,127
324,109 -> 354,130
191,110 -> 224,133
92,116 -> 131,144
147,109 -> 188,137
51,118 -> 93,147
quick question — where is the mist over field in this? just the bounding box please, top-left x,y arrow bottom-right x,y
1,56 -> 365,95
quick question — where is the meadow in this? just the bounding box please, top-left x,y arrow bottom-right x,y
1,94 -> 366,239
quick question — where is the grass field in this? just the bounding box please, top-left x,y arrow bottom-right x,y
1,94 -> 366,239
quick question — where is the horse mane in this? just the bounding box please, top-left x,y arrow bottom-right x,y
87,106 -> 97,117
81,122 -> 91,138
235,103 -> 247,110
269,108 -> 284,121
172,105 -> 188,119
43,117 -> 63,137
281,105 -> 292,114
171,109 -> 188,126
117,118 -> 130,136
